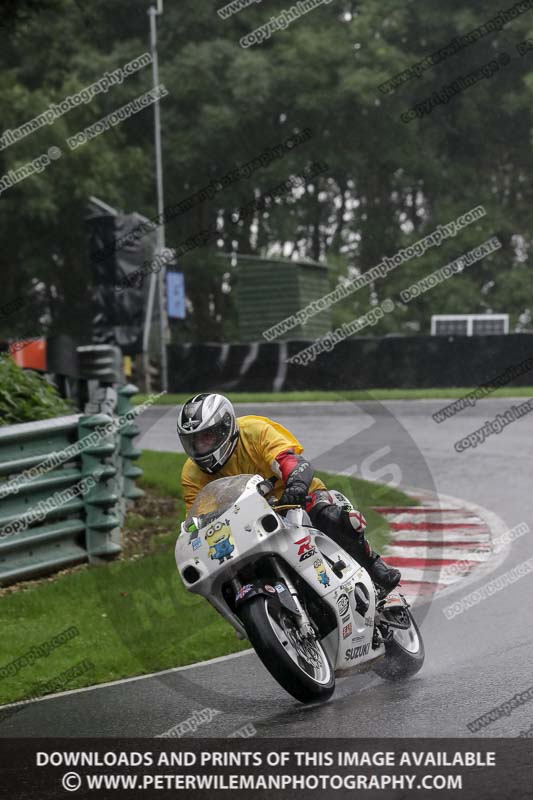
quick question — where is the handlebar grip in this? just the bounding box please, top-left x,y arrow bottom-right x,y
257,475 -> 279,498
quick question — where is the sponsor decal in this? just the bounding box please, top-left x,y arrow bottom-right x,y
191,538 -> 201,551
299,547 -> 316,562
295,534 -> 312,556
274,583 -> 285,593
342,623 -> 352,639
345,642 -> 371,661
337,593 -> 349,616
235,584 -> 254,602
333,491 -> 352,510
264,584 -> 276,594
313,558 -> 330,588
205,519 -> 235,564
364,615 -> 374,627
342,614 -> 350,624
341,580 -> 354,593
351,634 -> 365,642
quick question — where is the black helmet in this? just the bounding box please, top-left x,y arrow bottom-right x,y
177,393 -> 239,474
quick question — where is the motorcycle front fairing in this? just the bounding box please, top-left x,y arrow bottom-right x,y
175,474 -> 286,637
280,508 -> 384,674
175,474 -> 384,672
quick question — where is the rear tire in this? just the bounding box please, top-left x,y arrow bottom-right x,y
372,608 -> 425,682
239,596 -> 335,704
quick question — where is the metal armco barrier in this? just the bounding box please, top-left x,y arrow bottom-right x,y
117,385 -> 144,503
0,385 -> 143,586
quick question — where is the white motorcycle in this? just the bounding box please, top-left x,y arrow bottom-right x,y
175,473 -> 424,703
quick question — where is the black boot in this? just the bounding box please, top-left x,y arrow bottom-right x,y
366,555 -> 401,593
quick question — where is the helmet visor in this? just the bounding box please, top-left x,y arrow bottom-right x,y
181,418 -> 231,459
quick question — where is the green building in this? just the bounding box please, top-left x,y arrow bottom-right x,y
235,255 -> 331,342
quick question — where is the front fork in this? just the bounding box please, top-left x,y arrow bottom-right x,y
271,557 -> 315,638
230,557 -> 314,637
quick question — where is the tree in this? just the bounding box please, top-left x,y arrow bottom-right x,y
1,0 -> 531,344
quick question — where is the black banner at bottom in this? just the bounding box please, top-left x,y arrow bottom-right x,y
1,738 -> 531,799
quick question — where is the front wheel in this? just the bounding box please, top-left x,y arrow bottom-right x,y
239,596 -> 335,704
372,607 -> 425,682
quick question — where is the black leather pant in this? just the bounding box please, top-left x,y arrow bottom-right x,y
307,497 -> 377,568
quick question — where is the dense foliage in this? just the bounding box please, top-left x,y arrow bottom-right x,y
0,355 -> 72,425
0,0 -> 531,342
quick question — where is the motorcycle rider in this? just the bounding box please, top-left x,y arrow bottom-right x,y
177,393 -> 401,593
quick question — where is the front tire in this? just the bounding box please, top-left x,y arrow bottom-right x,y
372,608 -> 425,682
239,596 -> 335,704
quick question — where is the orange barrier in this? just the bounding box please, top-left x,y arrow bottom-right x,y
9,338 -> 46,370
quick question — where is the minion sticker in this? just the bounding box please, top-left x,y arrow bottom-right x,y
205,519 -> 235,564
314,558 -> 330,588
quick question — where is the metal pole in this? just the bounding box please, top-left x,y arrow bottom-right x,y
147,2 -> 168,392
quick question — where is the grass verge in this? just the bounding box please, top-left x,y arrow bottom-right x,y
134,387 -> 533,405
0,451 -> 416,707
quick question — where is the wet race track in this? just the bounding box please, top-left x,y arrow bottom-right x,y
1,399 -> 532,738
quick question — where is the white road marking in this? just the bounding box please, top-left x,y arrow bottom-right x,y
0,649 -> 254,712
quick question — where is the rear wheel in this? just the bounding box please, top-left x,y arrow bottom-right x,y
239,596 -> 335,703
372,607 -> 425,681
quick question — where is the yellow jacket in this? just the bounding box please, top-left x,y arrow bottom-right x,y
181,414 -> 325,512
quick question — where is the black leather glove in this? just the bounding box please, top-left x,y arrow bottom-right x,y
279,480 -> 309,506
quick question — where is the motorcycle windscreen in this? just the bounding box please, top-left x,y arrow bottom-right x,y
186,474 -> 257,523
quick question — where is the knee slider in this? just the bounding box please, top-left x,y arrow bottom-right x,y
346,508 -> 367,533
